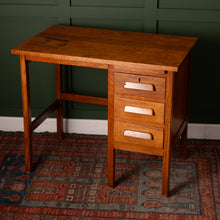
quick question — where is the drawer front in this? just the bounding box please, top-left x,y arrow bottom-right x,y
115,98 -> 164,124
114,122 -> 164,149
114,72 -> 166,100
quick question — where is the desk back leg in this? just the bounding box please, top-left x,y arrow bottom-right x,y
20,55 -> 32,173
107,65 -> 115,187
55,64 -> 63,140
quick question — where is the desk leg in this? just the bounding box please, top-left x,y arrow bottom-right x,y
107,65 -> 115,187
162,148 -> 171,197
20,55 -> 32,173
55,64 -> 63,141
181,124 -> 188,159
162,71 -> 174,197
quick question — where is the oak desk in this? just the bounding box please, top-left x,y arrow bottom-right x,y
11,25 -> 197,197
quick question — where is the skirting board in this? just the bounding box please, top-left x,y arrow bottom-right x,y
0,117 -> 219,139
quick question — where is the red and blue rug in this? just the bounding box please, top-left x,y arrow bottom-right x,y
0,132 -> 219,219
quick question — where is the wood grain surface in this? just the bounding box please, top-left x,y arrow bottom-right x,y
11,25 -> 197,72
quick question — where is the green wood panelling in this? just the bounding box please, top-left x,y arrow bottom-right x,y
158,0 -> 220,10
71,17 -> 144,32
156,1 -> 220,124
0,0 -> 58,5
68,67 -> 108,119
70,7 -> 144,31
58,0 -> 70,24
144,0 -> 157,33
156,3 -> 220,123
157,9 -> 220,22
0,1 -> 220,123
0,5 -> 58,17
70,0 -> 144,8
70,7 -> 143,20
158,20 -> 220,123
0,6 -> 58,117
71,67 -> 108,98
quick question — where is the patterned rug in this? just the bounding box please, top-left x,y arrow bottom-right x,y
0,131 -> 220,219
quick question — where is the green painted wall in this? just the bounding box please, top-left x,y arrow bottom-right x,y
0,0 -> 219,123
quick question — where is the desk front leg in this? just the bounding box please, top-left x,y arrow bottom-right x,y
162,71 -> 174,197
20,55 -> 32,173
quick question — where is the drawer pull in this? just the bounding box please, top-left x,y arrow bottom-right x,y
124,106 -> 154,116
124,130 -> 153,140
124,82 -> 155,91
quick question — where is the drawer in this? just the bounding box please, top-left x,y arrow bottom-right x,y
114,72 -> 166,100
114,122 -> 164,149
114,98 -> 164,124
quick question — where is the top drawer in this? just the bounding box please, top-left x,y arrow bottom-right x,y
114,72 -> 166,100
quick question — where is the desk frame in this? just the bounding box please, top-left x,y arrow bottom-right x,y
20,54 -> 188,198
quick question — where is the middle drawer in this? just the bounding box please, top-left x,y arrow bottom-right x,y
114,98 -> 164,124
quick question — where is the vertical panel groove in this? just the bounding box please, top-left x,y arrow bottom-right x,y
144,0 -> 157,33
58,0 -> 70,25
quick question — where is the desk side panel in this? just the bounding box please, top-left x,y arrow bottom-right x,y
170,54 -> 191,146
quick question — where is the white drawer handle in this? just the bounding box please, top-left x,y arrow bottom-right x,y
124,106 -> 154,116
124,82 -> 155,91
124,130 -> 153,140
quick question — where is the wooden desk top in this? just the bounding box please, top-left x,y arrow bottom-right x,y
11,25 -> 197,72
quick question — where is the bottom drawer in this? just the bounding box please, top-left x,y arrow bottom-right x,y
114,122 -> 164,150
